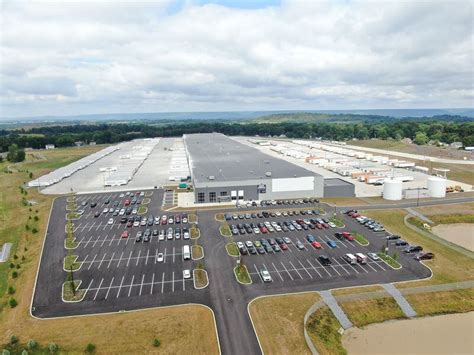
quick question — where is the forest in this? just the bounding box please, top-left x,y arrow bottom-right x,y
1,118 -> 473,152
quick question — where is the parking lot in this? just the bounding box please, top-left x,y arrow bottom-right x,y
206,201 -> 430,288
32,189 -> 210,317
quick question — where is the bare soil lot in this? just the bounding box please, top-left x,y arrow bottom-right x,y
432,223 -> 474,252
342,312 -> 474,355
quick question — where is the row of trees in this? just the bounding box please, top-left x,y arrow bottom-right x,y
1,120 -> 473,152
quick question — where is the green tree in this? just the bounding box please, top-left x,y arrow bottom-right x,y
153,338 -> 161,347
85,343 -> 96,353
9,298 -> 18,308
414,132 -> 429,145
7,144 -> 26,162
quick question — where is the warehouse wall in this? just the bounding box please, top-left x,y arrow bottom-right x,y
323,179 -> 355,197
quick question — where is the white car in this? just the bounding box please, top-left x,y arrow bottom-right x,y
103,208 -> 108,214
236,241 -> 245,249
168,218 -> 174,224
368,253 -> 380,261
245,241 -> 253,248
133,221 -> 140,227
328,222 -> 336,228
159,230 -> 165,240
183,269 -> 191,279
154,216 -> 161,225
275,211 -> 281,216
261,269 -> 272,282
182,217 -> 188,224
77,210 -> 85,215
253,228 -> 260,234
107,218 -> 114,225
183,231 -> 190,239
119,208 -> 125,216
119,193 -> 125,198
132,208 -> 138,215
175,232 -> 181,239
283,211 -> 288,216
140,192 -> 145,197
156,253 -> 164,262
140,219 -> 147,226
275,225 -> 282,232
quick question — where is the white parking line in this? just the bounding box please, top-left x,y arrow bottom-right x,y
280,261 -> 294,280
136,250 -> 141,266
150,273 -> 155,294
145,249 -> 150,265
172,272 -> 175,293
101,234 -> 108,247
139,274 -> 145,296
93,278 -> 104,300
104,277 -> 115,300
97,253 -> 107,269
316,257 -> 337,276
306,259 -> 322,278
126,250 -> 133,267
117,276 -> 125,298
364,262 -> 378,272
161,272 -> 165,293
164,248 -> 167,263
92,235 -> 101,248
183,275 -> 186,291
88,254 -> 98,270
85,278 -> 94,297
373,261 -> 387,271
298,260 -> 313,279
155,249 -> 158,264
172,247 -> 176,263
128,275 -> 135,297
333,258 -> 353,275
107,252 -> 115,269
288,261 -> 303,279
116,251 -> 124,268
272,262 -> 284,281
84,235 -> 93,248
117,234 -> 122,246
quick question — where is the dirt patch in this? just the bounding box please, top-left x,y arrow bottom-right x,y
432,223 -> 474,252
342,312 -> 474,355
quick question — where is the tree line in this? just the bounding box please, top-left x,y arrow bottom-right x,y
1,119 -> 473,152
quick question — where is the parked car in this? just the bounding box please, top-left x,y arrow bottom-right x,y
326,240 -> 337,248
318,255 -> 332,266
404,245 -> 423,253
415,252 -> 434,260
261,269 -> 272,282
121,231 -> 129,238
368,252 -> 380,261
311,241 -> 321,249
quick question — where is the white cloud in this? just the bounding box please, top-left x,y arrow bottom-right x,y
1,0 -> 473,118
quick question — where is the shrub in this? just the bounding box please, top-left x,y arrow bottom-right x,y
32,228 -> 38,234
21,350 -> 28,355
9,298 -> 18,308
34,216 -> 39,221
24,247 -> 28,252
29,172 -> 33,178
13,254 -> 18,260
10,335 -> 18,345
85,343 -> 96,353
25,224 -> 29,231
16,264 -> 21,269
12,271 -> 18,278
48,343 -> 58,353
22,256 -> 25,261
8,286 -> 15,294
2,349 -> 11,355
29,216 -> 32,220
9,263 -> 14,269
153,338 -> 161,347
27,339 -> 37,350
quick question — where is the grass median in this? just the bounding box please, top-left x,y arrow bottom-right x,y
329,217 -> 345,228
225,243 -> 239,257
215,213 -> 225,222
64,255 -> 81,271
234,265 -> 251,284
192,245 -> 203,260
62,280 -> 85,302
306,306 -> 346,355
190,225 -> 200,239
351,231 -> 369,246
193,269 -> 208,289
377,253 -> 401,269
188,213 -> 198,223
219,223 -> 232,237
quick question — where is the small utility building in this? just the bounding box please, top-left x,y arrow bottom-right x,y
184,133 -> 328,203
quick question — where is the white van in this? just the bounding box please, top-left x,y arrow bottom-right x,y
355,253 -> 367,264
343,253 -> 357,264
183,245 -> 191,260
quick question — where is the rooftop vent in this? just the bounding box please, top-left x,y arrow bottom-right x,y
208,175 -> 215,180
265,171 -> 272,177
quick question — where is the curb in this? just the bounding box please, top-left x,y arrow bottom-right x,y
233,265 -> 252,285
192,245 -> 204,260
193,269 -> 209,289
61,280 -> 85,303
225,243 -> 240,258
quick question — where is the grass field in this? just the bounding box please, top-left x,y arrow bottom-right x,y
306,306 -> 346,355
362,209 -> 474,288
405,288 -> 474,316
340,298 -> 406,327
415,202 -> 474,216
249,292 -> 319,355
0,146 -> 219,353
429,214 -> 474,225
331,285 -> 383,297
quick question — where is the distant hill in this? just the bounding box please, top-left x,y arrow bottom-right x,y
1,108 -> 473,125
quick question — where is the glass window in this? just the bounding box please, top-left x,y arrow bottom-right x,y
197,192 -> 205,203
220,191 -> 228,197
209,192 -> 217,203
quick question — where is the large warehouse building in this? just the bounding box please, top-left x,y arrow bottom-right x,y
184,133 -> 354,203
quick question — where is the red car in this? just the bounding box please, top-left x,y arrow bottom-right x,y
342,231 -> 351,237
280,243 -> 288,250
260,227 -> 268,234
124,199 -> 130,206
322,223 -> 329,229
316,223 -> 323,229
344,234 -> 354,241
311,241 -> 322,249
121,230 -> 129,238
352,213 -> 360,218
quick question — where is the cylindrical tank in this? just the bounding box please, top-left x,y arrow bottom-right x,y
427,176 -> 447,198
383,179 -> 403,200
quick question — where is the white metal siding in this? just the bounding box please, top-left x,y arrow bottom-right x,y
271,177 -> 314,192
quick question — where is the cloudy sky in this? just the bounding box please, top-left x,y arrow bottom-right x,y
1,0 -> 473,118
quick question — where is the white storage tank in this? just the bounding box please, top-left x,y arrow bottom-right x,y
427,176 -> 447,198
383,179 -> 403,200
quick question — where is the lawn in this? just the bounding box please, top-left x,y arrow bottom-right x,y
331,285 -> 383,297
249,292 -> 319,355
377,253 -> 402,269
329,217 -> 345,228
234,265 -> 251,284
63,255 -> 81,271
193,269 -> 208,289
219,223 -> 232,237
362,209 -> 474,288
192,245 -> 203,259
340,298 -> 406,327
306,306 -> 346,355
215,213 -> 225,222
430,214 -> 474,225
0,146 -> 220,353
190,226 -> 200,239
405,288 -> 474,316
351,232 -> 369,246
225,242 -> 239,257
